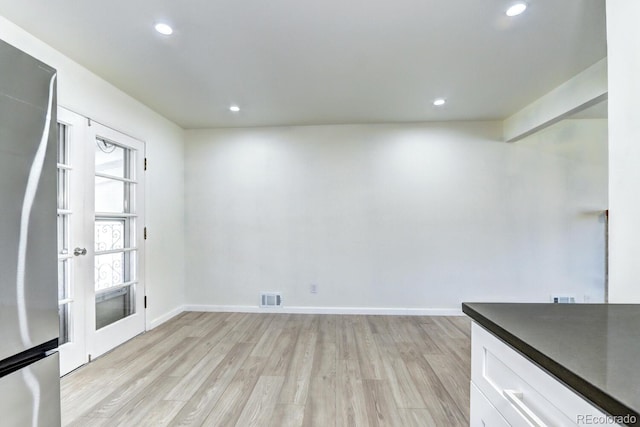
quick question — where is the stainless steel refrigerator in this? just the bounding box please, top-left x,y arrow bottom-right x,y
0,40 -> 61,426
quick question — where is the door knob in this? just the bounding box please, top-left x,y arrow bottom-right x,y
73,247 -> 87,256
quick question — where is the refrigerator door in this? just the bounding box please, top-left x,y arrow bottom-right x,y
0,352 -> 61,427
0,40 -> 59,361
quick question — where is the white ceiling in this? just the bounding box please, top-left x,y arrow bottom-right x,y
0,0 -> 606,129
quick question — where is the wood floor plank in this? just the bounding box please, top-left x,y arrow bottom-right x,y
352,317 -> 384,380
336,317 -> 358,361
446,316 -> 472,338
375,333 -> 426,409
64,416 -> 107,427
269,404 -> 305,427
60,314 -> 471,427
300,314 -> 320,333
311,342 -> 336,378
89,323 -> 192,372
431,316 -> 469,340
136,400 -> 186,427
107,375 -> 181,426
302,374 -> 336,427
183,312 -> 231,338
262,329 -> 297,376
401,348 -> 468,426
278,331 -> 317,404
434,336 -> 471,375
163,344 -> 230,401
163,340 -> 216,379
198,356 -> 267,426
87,325 -> 196,389
424,353 -> 470,422
234,376 -> 285,427
84,336 -> 200,419
391,316 -> 443,355
366,315 -> 392,335
234,313 -> 275,343
61,369 -> 120,423
398,408 -> 439,427
317,314 -> 337,344
167,342 -> 255,426
362,379 -> 404,427
336,359 -> 368,427
250,316 -> 286,357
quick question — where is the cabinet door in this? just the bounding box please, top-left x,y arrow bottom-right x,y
471,382 -> 511,427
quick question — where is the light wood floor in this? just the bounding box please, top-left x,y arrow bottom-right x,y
61,313 -> 471,427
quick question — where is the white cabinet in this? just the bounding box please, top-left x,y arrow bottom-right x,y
471,382 -> 510,427
470,322 -> 620,427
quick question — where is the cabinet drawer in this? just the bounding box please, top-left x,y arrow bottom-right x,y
471,382 -> 510,427
471,322 -> 618,426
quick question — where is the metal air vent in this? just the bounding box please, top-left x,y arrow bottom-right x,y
260,292 -> 283,308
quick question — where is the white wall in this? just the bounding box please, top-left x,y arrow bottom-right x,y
0,16 -> 186,327
606,1 -> 640,303
185,119 -> 607,313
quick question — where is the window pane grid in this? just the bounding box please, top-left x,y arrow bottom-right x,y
57,122 -> 72,344
94,137 -> 138,330
94,172 -> 137,184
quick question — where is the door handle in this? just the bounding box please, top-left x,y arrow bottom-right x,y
73,247 -> 87,256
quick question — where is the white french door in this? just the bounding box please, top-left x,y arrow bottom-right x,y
57,107 -> 146,375
57,108 -> 87,375
86,120 -> 145,359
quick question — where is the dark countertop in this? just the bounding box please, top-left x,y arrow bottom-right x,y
462,303 -> 640,422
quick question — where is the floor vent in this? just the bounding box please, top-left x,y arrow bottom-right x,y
260,292 -> 283,308
551,295 -> 576,304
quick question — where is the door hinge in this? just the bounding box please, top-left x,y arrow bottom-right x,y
144,227 -> 147,240
88,354 -> 92,363
87,118 -> 92,127
144,157 -> 147,171
144,296 -> 147,309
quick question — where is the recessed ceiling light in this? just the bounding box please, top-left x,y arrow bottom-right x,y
433,98 -> 446,106
154,23 -> 173,35
506,3 -> 527,17
229,105 -> 240,112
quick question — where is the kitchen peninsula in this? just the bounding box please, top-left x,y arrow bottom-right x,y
463,303 -> 640,426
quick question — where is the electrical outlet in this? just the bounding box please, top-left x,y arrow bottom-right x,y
310,284 -> 318,294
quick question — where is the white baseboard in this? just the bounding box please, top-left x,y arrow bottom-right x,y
182,304 -> 463,316
147,305 -> 185,330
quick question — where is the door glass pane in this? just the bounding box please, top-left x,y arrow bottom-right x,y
57,214 -> 68,255
57,124 -> 68,165
95,252 -> 125,291
95,139 -> 126,178
57,169 -> 68,209
59,304 -> 69,345
58,260 -> 69,300
96,285 -> 135,330
95,177 -> 126,213
95,220 -> 125,251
